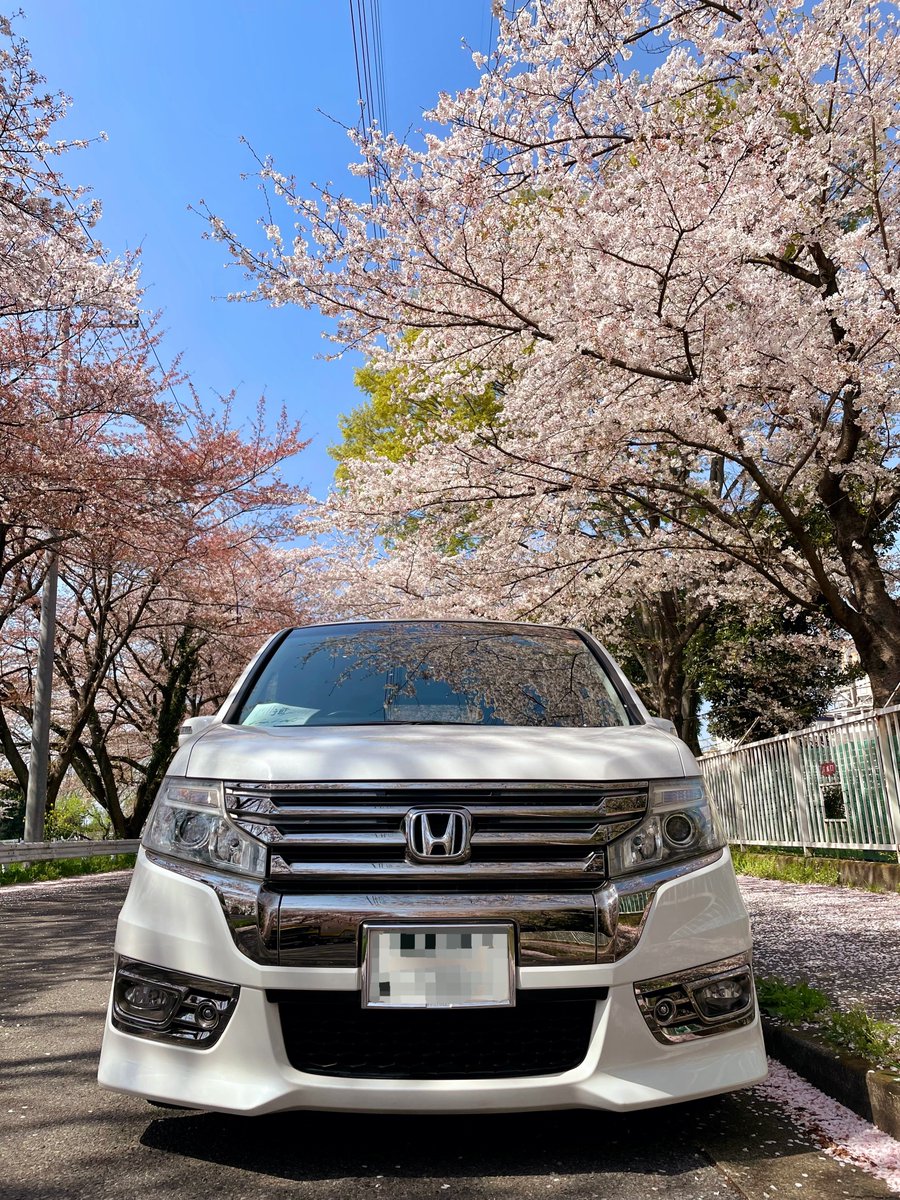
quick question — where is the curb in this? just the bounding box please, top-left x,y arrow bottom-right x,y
741,853 -> 900,893
763,1016 -> 900,1141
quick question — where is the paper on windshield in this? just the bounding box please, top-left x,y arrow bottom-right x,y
242,702 -> 318,727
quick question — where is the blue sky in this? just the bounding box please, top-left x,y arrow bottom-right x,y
21,1 -> 494,497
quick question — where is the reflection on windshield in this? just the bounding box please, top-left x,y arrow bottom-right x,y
234,623 -> 631,730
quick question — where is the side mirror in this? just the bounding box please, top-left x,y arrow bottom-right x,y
649,716 -> 677,736
178,715 -> 215,747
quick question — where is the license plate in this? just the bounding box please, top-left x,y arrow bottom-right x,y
361,924 -> 515,1009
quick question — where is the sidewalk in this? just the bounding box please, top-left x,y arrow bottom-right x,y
738,874 -> 900,1142
739,876 -> 900,1019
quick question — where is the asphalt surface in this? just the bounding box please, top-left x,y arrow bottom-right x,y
0,874 -> 893,1200
741,876 -> 900,1020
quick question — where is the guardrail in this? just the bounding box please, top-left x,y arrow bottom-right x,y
700,704 -> 900,858
0,839 -> 140,865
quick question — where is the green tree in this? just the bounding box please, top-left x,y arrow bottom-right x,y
331,343 -> 501,477
0,775 -> 24,840
690,609 -> 854,743
44,792 -> 112,840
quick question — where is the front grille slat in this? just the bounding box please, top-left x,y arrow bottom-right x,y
266,830 -> 408,847
229,799 -> 646,821
470,821 -> 633,847
268,855 -> 604,880
226,781 -> 647,887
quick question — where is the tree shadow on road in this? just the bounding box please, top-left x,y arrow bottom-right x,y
0,877 -> 127,1012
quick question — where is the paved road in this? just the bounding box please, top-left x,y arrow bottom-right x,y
741,876 -> 900,1019
0,875 -> 892,1200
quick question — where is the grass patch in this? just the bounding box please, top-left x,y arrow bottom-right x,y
732,849 -> 841,886
756,975 -> 900,1070
0,853 -> 136,886
756,976 -> 830,1022
825,1006 -> 900,1069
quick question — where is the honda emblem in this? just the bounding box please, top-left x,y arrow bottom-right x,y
405,809 -> 472,863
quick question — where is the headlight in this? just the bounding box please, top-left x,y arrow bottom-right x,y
607,777 -> 724,878
143,778 -> 267,877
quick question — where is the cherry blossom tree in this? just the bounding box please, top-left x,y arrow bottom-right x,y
0,15 -> 133,326
0,17 -> 310,834
207,0 -> 900,704
0,391 -> 306,833
58,541 -> 305,837
319,351 -> 720,744
0,14 -> 144,632
306,348 -> 844,746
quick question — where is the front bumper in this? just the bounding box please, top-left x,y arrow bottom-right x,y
97,849 -> 767,1114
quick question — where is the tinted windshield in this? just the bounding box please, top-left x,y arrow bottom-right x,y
233,623 -> 632,729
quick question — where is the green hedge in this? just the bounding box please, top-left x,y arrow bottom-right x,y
0,854 -> 136,887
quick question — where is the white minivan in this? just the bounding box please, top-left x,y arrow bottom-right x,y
98,619 -> 766,1114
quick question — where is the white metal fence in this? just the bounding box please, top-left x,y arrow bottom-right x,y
700,705 -> 900,858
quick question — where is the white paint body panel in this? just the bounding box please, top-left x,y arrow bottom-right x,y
176,721 -> 693,784
98,850 -> 767,1113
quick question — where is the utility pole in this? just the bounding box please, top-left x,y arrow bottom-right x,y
23,312 -> 70,843
23,539 -> 58,842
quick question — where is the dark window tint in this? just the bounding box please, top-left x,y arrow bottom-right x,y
233,623 -> 631,729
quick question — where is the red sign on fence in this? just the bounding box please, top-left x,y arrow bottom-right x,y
820,760 -> 838,778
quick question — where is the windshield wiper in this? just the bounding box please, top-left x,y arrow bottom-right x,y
384,719 -> 484,726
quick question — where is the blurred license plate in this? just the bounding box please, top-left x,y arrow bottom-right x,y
362,924 -> 515,1009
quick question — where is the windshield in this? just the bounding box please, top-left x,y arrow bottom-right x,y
232,622 -> 633,729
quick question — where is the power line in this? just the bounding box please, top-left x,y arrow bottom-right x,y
349,0 -> 389,237
353,0 -> 388,132
370,0 -> 389,131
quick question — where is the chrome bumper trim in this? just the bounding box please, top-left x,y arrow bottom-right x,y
633,951 -> 756,1043
277,889 -> 601,966
144,848 -> 724,967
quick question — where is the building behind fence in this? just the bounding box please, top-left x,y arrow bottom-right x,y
700,705 -> 900,859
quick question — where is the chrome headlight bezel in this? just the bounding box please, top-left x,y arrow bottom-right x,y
607,776 -> 724,878
142,777 -> 267,878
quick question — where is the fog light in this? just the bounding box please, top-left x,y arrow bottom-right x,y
111,957 -> 239,1047
634,953 -> 755,1044
693,975 -> 752,1019
121,982 -> 181,1024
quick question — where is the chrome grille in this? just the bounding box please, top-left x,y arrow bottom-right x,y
225,781 -> 648,885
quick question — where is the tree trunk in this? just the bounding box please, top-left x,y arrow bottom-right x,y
829,523 -> 900,707
615,593 -> 708,757
656,654 -> 702,756
847,608 -> 900,709
127,630 -> 204,837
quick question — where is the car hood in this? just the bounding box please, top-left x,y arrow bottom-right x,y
179,722 -> 694,783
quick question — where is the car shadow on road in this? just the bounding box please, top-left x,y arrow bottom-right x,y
138,1093 -> 806,1184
